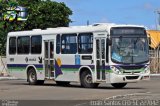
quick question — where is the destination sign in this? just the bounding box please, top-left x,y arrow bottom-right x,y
111,27 -> 146,35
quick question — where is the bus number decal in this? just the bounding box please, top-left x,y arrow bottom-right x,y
75,55 -> 80,65
10,58 -> 14,62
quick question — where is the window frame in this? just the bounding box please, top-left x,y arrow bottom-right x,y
17,36 -> 30,54
9,37 -> 17,55
56,34 -> 61,54
31,35 -> 42,54
61,33 -> 77,54
78,33 -> 93,54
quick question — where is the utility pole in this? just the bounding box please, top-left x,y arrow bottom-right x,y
158,10 -> 160,30
155,9 -> 160,30
87,20 -> 89,26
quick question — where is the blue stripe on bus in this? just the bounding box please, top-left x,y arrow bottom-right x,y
105,66 -> 111,70
61,65 -> 95,69
7,64 -> 43,68
7,64 -> 94,69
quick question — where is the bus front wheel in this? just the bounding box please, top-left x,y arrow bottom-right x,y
80,71 -> 99,88
111,83 -> 127,89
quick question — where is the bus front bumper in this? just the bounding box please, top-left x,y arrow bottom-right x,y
108,73 -> 150,83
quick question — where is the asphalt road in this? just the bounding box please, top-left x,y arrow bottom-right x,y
0,77 -> 160,106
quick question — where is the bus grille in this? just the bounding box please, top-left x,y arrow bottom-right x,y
126,76 -> 139,80
123,71 -> 140,74
120,65 -> 144,70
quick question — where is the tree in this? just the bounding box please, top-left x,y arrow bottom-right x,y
0,0 -> 72,55
0,2 -> 12,55
17,0 -> 72,30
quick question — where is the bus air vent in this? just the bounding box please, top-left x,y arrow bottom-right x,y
120,65 -> 144,70
126,76 -> 139,80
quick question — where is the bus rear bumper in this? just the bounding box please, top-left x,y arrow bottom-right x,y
108,73 -> 150,83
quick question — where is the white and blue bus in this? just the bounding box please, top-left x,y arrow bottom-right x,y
6,23 -> 150,88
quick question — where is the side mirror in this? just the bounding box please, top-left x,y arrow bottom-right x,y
107,38 -> 112,46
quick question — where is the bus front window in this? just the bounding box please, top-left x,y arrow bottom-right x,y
111,37 -> 149,64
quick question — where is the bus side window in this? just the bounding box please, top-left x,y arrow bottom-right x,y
61,34 -> 77,54
78,33 -> 93,54
9,37 -> 16,54
31,35 -> 42,54
17,36 -> 30,54
56,34 -> 61,54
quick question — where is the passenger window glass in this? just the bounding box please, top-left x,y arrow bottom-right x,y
56,34 -> 60,54
9,37 -> 16,54
78,33 -> 93,54
31,36 -> 42,54
61,34 -> 77,54
17,36 -> 30,54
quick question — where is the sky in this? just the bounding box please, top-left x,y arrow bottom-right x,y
55,0 -> 160,29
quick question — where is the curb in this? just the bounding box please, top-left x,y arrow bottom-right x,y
0,77 -> 17,80
150,74 -> 160,76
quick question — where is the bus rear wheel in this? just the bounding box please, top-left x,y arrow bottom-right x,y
80,71 -> 99,88
111,83 -> 127,89
28,68 -> 44,85
28,68 -> 37,85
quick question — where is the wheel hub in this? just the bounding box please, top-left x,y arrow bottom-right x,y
29,72 -> 35,82
85,74 -> 92,83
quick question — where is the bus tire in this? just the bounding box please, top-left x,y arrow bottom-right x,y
28,68 -> 38,85
56,81 -> 70,86
111,83 -> 127,89
80,71 -> 99,88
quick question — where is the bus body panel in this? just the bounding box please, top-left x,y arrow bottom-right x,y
54,54 -> 80,82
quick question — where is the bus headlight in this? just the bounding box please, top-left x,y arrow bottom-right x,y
144,65 -> 150,74
141,65 -> 150,74
110,66 -> 121,74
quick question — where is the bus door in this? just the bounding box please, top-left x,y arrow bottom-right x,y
95,38 -> 106,81
44,40 -> 55,79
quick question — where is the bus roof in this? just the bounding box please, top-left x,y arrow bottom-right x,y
8,23 -> 145,37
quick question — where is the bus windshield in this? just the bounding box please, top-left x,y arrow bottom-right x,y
110,27 -> 149,64
111,37 -> 149,64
